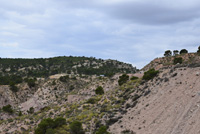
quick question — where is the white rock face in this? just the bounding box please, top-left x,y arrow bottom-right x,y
196,72 -> 199,76
109,67 -> 200,134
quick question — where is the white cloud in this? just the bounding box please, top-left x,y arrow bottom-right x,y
0,0 -> 199,68
0,42 -> 19,47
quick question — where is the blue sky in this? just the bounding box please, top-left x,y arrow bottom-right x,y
0,0 -> 200,68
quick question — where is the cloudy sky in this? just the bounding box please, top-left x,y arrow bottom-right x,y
0,0 -> 200,68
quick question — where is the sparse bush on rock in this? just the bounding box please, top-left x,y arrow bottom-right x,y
9,82 -> 19,92
45,128 -> 55,134
59,75 -> 69,82
118,74 -> 129,86
54,117 -> 66,128
28,107 -> 34,114
173,57 -> 183,64
95,86 -> 104,95
121,130 -> 136,134
2,105 -> 13,114
25,78 -> 36,88
142,69 -> 159,80
69,85 -> 75,91
69,121 -> 85,134
35,117 -> 66,134
96,126 -> 110,134
87,98 -> 97,104
130,76 -> 138,80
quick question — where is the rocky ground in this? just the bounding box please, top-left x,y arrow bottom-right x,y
0,53 -> 200,134
110,66 -> 200,134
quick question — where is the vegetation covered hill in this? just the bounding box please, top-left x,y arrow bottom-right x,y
0,56 -> 136,77
0,56 -> 136,85
0,56 -> 137,134
1,47 -> 200,134
142,48 -> 200,71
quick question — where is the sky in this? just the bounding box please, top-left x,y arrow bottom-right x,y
0,0 -> 200,68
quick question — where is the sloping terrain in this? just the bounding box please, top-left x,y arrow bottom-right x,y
0,56 -> 136,134
0,56 -> 136,78
0,75 -> 120,133
142,53 -> 200,71
110,63 -> 200,134
1,54 -> 200,134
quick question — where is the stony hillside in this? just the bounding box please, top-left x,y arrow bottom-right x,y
110,65 -> 200,134
0,56 -> 137,134
0,56 -> 136,78
0,75 -> 119,133
0,53 -> 200,134
142,53 -> 200,71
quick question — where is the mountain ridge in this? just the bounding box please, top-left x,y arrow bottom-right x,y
0,52 -> 200,134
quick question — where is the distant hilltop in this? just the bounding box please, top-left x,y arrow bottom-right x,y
0,56 -> 137,78
142,47 -> 200,71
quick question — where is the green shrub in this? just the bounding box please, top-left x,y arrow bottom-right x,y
69,85 -> 75,91
142,69 -> 159,80
54,117 -> 66,128
28,107 -> 34,114
0,75 -> 22,85
67,70 -> 71,74
18,111 -> 22,116
35,117 -> 66,134
69,121 -> 85,134
86,98 -> 97,104
2,105 -> 13,114
46,128 -> 55,134
173,50 -> 179,56
197,46 -> 200,53
121,130 -> 136,134
130,76 -> 138,80
52,80 -> 56,85
164,50 -> 172,57
35,118 -> 55,134
173,57 -> 183,64
95,86 -> 104,95
118,74 -> 129,86
180,49 -> 188,54
59,75 -> 69,82
105,72 -> 114,78
9,82 -> 19,92
26,79 -> 36,88
96,126 -> 110,134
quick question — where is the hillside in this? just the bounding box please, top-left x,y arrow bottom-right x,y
0,53 -> 200,134
142,53 -> 200,71
0,56 -> 137,134
0,56 -> 136,79
110,66 -> 200,134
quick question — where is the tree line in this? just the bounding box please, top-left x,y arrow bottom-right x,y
164,46 -> 200,57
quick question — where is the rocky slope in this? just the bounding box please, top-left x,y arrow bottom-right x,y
108,53 -> 200,134
0,74 -> 120,133
109,66 -> 200,134
0,56 -> 137,134
0,53 -> 200,134
142,53 -> 200,71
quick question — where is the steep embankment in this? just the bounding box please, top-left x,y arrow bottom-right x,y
110,63 -> 200,134
1,54 -> 200,134
0,74 -> 121,133
142,53 -> 200,71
